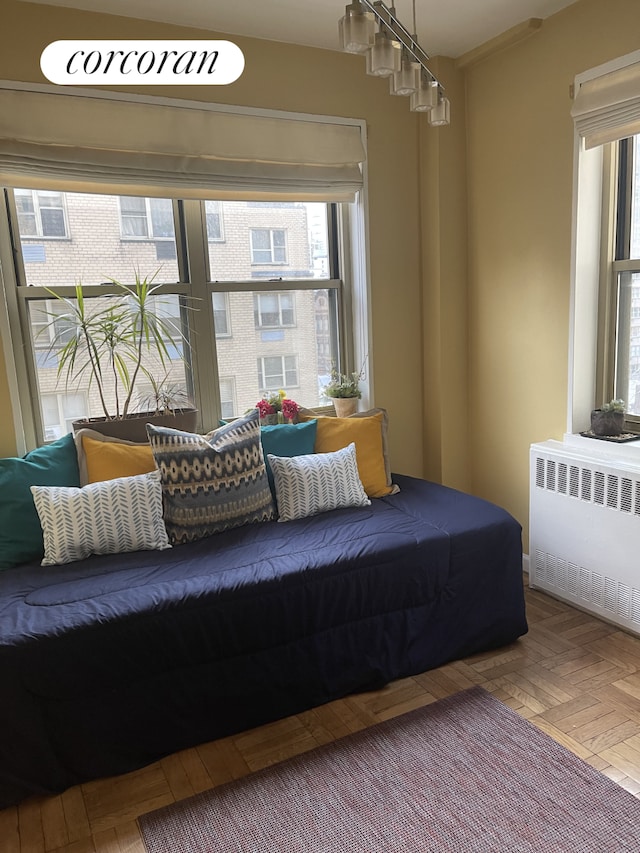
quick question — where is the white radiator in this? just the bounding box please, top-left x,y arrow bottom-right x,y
529,439 -> 640,634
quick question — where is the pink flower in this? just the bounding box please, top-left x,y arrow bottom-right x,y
256,399 -> 276,417
281,398 -> 299,421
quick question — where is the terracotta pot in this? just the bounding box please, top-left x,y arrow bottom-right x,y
332,397 -> 358,418
590,409 -> 624,436
72,408 -> 199,443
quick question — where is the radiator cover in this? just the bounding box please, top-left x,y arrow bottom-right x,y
530,439 -> 640,634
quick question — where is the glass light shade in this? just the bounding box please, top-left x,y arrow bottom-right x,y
428,96 -> 451,126
366,32 -> 402,78
390,57 -> 420,96
338,3 -> 375,54
410,79 -> 439,112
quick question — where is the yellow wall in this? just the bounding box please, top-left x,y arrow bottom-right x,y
465,0 -> 640,548
0,0 -> 428,474
2,0 -> 640,551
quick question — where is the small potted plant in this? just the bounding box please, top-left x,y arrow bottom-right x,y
256,390 -> 299,425
591,398 -> 625,436
323,366 -> 363,417
41,270 -> 198,442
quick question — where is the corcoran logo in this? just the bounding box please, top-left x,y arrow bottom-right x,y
41,40 -> 245,85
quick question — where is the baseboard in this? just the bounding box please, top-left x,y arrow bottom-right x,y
522,553 -> 530,577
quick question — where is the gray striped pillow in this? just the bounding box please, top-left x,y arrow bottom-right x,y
30,471 -> 170,566
268,442 -> 370,522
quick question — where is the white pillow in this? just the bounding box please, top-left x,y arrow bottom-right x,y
30,471 -> 171,566
267,442 -> 371,522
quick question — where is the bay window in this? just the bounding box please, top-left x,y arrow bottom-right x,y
2,191 -> 349,443
0,84 -> 369,451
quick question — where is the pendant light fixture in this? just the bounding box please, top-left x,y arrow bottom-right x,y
410,78 -> 439,112
338,0 -> 449,125
338,2 -> 375,54
428,92 -> 451,126
390,49 -> 420,95
389,1 -> 419,96
366,30 -> 402,77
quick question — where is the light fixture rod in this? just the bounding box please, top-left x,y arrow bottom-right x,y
357,0 -> 443,91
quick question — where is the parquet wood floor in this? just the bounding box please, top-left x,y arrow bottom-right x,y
3,575 -> 640,853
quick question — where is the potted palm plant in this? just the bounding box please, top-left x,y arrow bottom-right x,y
41,271 -> 198,442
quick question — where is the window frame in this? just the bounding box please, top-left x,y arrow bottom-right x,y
0,191 -> 366,449
14,189 -> 69,240
253,291 -> 296,329
257,354 -> 299,391
118,196 -> 175,241
596,135 -> 640,430
250,227 -> 288,265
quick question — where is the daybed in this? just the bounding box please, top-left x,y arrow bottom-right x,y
0,413 -> 527,808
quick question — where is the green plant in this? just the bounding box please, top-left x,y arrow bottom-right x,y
42,270 -> 194,420
599,398 -> 625,413
137,374 -> 194,416
323,366 -> 363,399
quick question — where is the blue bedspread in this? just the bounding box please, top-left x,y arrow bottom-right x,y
0,475 -> 527,807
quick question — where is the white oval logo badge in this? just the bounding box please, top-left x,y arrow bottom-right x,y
41,40 -> 245,85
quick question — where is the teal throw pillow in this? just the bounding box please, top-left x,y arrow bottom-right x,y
0,432 -> 81,569
260,421 -> 318,497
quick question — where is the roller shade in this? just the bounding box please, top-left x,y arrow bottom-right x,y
0,83 -> 365,201
571,50 -> 640,149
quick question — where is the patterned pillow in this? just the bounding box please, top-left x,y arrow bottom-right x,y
147,410 -> 275,544
298,407 -> 399,498
267,442 -> 370,522
30,471 -> 170,566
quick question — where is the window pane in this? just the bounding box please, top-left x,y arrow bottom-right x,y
219,377 -> 235,419
631,135 -> 640,259
15,190 -> 35,215
205,200 -> 223,241
149,198 -> 174,238
208,201 -> 329,282
261,355 -> 284,389
252,230 -> 271,250
15,190 -> 38,236
615,271 -> 640,416
27,294 -> 190,421
255,292 -> 279,327
40,208 -> 66,238
14,190 -> 179,285
215,288 -> 334,416
212,292 -> 230,336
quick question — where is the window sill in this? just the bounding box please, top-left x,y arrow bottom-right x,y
562,431 -> 640,467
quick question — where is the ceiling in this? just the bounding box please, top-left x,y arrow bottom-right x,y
20,0 -> 578,59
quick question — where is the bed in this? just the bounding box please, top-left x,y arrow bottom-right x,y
0,473 -> 527,808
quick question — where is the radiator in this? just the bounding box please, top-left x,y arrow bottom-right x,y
529,439 -> 640,634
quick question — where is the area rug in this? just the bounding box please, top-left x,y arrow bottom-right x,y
138,686 -> 640,852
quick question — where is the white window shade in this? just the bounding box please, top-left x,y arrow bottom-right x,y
571,50 -> 640,149
0,83 -> 365,201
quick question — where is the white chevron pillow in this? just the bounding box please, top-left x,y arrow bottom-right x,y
30,471 -> 171,566
267,442 -> 371,522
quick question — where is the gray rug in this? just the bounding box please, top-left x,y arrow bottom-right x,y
138,686 -> 640,852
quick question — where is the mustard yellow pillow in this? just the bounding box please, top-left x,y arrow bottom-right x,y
75,429 -> 156,485
299,409 -> 398,498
